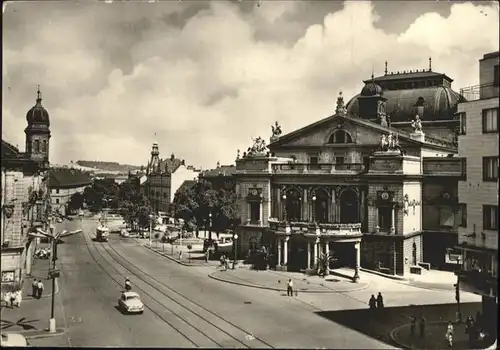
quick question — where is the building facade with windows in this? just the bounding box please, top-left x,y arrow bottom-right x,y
456,51 -> 499,334
234,62 -> 467,278
49,168 -> 92,216
1,88 -> 51,292
143,143 -> 200,213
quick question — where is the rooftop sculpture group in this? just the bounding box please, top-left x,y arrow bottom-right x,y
271,121 -> 282,137
246,136 -> 268,156
411,115 -> 423,133
379,132 -> 403,154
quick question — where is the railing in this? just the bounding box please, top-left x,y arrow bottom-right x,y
460,82 -> 499,101
272,163 -> 365,174
268,219 -> 362,236
244,219 -> 263,226
423,158 -> 466,176
423,135 -> 457,149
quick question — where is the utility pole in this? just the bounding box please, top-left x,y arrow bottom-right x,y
30,227 -> 81,333
454,278 -> 462,323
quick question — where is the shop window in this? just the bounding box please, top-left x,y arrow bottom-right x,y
378,207 -> 392,232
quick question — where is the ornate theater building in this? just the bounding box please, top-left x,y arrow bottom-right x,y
234,62 -> 467,279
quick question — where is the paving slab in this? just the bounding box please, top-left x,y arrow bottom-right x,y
208,268 -> 369,293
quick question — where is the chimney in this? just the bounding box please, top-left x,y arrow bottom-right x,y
181,159 -> 185,166
170,153 -> 175,160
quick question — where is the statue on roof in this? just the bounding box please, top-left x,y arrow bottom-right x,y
411,115 -> 423,133
379,132 -> 402,154
236,149 -> 240,160
336,92 -> 347,116
379,115 -> 388,128
271,121 -> 282,137
248,136 -> 267,155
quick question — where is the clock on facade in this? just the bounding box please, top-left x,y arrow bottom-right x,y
381,192 -> 389,200
251,189 -> 258,196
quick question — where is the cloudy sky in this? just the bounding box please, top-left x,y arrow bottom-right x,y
2,0 -> 499,169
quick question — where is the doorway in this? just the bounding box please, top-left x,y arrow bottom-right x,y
340,189 -> 359,223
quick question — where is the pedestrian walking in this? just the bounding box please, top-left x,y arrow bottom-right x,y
409,315 -> 416,337
376,292 -> 384,309
445,320 -> 454,347
178,250 -> 183,261
32,279 -> 38,298
419,313 -> 426,338
37,280 -> 44,299
286,279 -> 294,297
9,291 -> 16,307
13,290 -> 22,308
3,291 -> 11,307
205,249 -> 209,263
465,315 -> 474,334
368,295 -> 376,310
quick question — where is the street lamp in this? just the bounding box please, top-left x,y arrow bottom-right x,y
232,233 -> 239,269
30,227 -> 82,333
281,194 -> 287,222
312,195 -> 317,223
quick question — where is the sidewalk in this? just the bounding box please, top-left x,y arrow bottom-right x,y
1,257 -> 64,339
390,321 -> 495,350
208,268 -> 369,293
336,267 -> 458,291
143,242 -> 221,267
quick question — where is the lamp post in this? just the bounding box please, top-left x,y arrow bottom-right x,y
312,195 -> 317,223
233,233 -> 239,269
282,194 -> 287,222
30,227 -> 82,333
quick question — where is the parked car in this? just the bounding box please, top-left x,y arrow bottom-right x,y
117,292 -> 144,314
1,333 -> 28,347
120,229 -> 130,238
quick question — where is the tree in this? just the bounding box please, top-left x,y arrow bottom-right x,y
212,189 -> 238,236
67,192 -> 85,212
136,205 -> 152,229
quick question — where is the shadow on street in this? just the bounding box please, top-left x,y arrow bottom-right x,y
315,302 -> 482,348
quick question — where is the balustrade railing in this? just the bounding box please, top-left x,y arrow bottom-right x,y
460,82 -> 499,101
423,158 -> 466,176
268,219 -> 362,236
272,163 -> 364,174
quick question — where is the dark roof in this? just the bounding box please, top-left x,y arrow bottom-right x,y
1,140 -> 23,159
365,71 -> 452,83
158,157 -> 183,174
26,89 -> 50,126
481,51 -> 499,60
49,168 -> 92,188
201,165 -> 236,177
347,86 -> 465,122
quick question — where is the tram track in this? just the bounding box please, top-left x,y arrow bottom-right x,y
80,229 -> 204,347
102,239 -> 274,349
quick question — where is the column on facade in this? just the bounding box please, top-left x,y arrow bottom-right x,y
390,205 -> 396,234
313,238 -> 319,265
325,241 -> 329,257
335,190 -> 341,222
283,237 -> 289,265
276,188 -> 281,220
259,200 -> 263,224
353,241 -> 361,282
330,189 -> 336,223
302,188 -> 308,221
277,238 -> 282,266
307,241 -> 311,269
360,189 -> 365,226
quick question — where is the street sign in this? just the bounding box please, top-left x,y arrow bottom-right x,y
48,269 -> 60,279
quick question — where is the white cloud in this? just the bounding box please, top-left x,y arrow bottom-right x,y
2,1 -> 499,168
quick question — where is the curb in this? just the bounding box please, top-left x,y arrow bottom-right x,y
207,271 -> 369,294
360,267 -> 408,281
22,328 -> 66,340
143,245 -> 207,267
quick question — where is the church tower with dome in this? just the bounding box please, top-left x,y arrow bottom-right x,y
24,86 -> 51,164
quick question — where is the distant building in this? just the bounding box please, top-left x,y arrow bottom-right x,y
1,87 -> 51,291
143,143 -> 200,213
199,161 -> 236,191
456,51 -> 498,334
49,167 -> 92,216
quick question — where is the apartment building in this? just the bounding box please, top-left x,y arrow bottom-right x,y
456,51 -> 499,335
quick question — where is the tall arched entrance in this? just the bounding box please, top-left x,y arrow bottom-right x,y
285,188 -> 302,221
314,189 -> 329,223
339,189 -> 359,224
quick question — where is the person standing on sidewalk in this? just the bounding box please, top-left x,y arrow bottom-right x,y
37,280 -> 44,299
32,279 -> 38,298
368,295 -> 376,311
286,279 -> 294,297
409,315 -> 416,337
419,313 -> 426,338
445,320 -> 454,347
376,292 -> 384,309
13,290 -> 22,308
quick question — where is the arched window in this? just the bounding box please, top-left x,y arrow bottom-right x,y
34,140 -> 40,153
328,130 -> 353,144
41,140 -> 47,152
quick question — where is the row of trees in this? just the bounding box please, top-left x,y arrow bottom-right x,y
169,179 -> 238,236
68,178 -> 153,229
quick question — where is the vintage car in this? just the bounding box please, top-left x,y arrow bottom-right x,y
117,291 -> 144,314
1,333 -> 28,347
